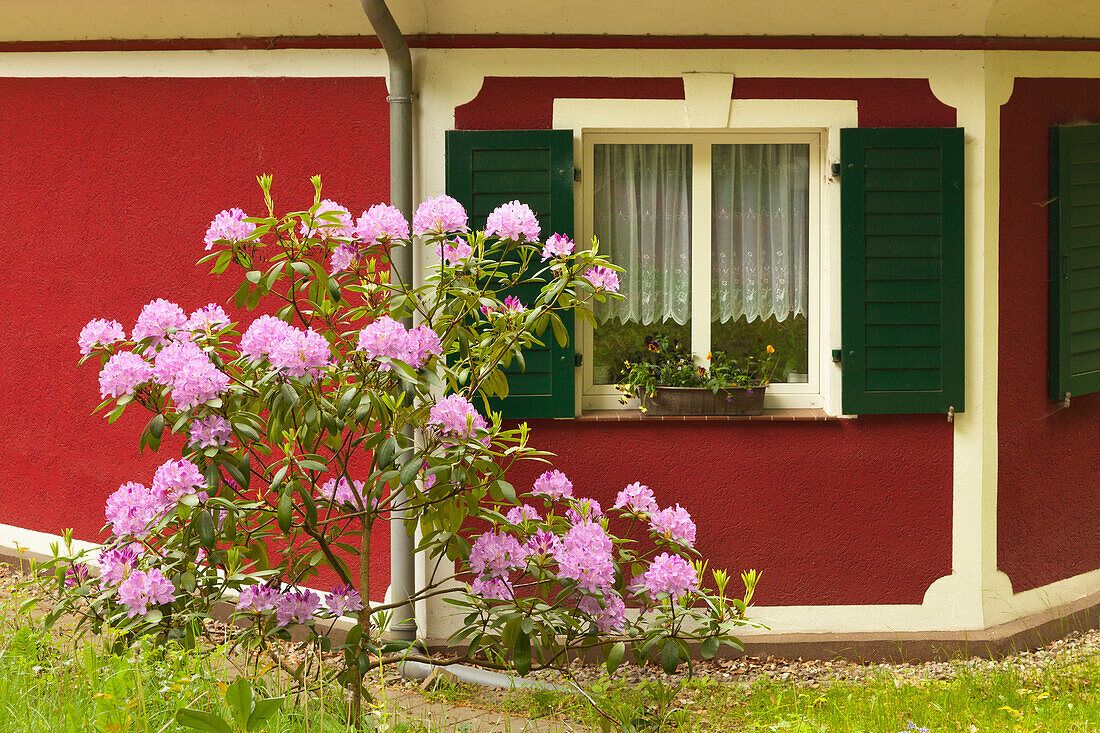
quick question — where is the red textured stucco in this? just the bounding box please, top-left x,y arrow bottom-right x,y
0,77 -> 393,598
463,76 -> 955,605
998,78 -> 1100,592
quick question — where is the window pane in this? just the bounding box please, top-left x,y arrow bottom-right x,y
592,143 -> 692,385
711,144 -> 809,382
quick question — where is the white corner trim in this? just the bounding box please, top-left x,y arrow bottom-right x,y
682,72 -> 734,127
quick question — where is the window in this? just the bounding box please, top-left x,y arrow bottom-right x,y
580,130 -> 821,410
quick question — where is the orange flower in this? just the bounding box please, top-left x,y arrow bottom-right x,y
766,344 -> 775,354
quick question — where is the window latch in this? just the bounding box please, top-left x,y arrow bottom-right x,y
574,353 -> 583,367
830,162 -> 842,178
574,168 -> 582,183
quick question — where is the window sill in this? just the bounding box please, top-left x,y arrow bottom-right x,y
572,408 -> 837,422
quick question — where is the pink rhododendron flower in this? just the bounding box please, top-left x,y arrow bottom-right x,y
470,575 -> 513,600
634,552 -> 698,602
541,233 -> 575,261
554,521 -> 615,593
153,338 -> 230,410
413,195 -> 468,235
613,482 -> 659,514
98,545 -> 140,586
240,315 -> 296,361
98,352 -> 154,398
204,208 -> 255,250
354,203 -> 409,245
118,568 -> 176,617
275,589 -> 321,627
649,504 -> 696,548
185,304 -> 230,332
132,299 -> 187,346
357,317 -> 442,370
505,505 -> 541,524
481,295 -> 526,318
485,200 -> 541,242
584,266 -> 621,293
566,498 -> 602,523
104,481 -> 169,538
330,243 -> 357,273
469,532 -> 529,578
406,326 -> 443,366
268,327 -> 333,379
151,458 -> 207,503
427,394 -> 487,439
236,584 -> 280,612
65,563 -> 90,588
524,530 -> 562,557
79,319 -> 126,356
325,583 -> 364,616
320,476 -> 366,505
578,591 -> 627,633
439,240 -> 473,266
189,415 -> 233,449
300,199 -> 353,240
532,470 -> 573,500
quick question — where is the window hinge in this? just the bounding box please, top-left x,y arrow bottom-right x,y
831,348 -> 843,364
574,168 -> 582,183
830,162 -> 842,178
574,353 -> 583,367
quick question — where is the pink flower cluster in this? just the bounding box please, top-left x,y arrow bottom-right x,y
613,482 -> 659,514
189,415 -> 233,449
118,568 -> 176,617
326,583 -> 364,616
356,316 -> 442,370
236,584 -> 280,613
354,203 -> 409,246
532,470 -> 573,500
481,296 -> 525,318
439,240 -> 474,267
320,476 -> 366,506
485,200 -> 541,242
240,316 -> 332,378
184,303 -> 230,333
132,299 -> 187,346
649,504 -> 696,548
634,552 -> 698,602
578,592 -> 627,633
276,589 -> 321,627
301,199 -> 354,240
151,458 -> 207,503
413,195 -> 468,235
427,394 -> 487,440
584,266 -> 621,293
79,319 -> 126,356
99,545 -> 140,585
469,532 -> 530,577
99,352 -> 154,398
505,505 -> 541,524
152,338 -> 231,410
566,498 -> 603,523
204,208 -> 256,250
553,521 -> 615,593
104,481 -> 167,537
541,233 -> 575,261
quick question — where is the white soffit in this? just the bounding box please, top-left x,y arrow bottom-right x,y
1,0 -> 1098,43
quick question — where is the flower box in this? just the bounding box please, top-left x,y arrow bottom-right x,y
640,385 -> 767,416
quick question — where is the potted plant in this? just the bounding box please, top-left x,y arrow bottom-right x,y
617,335 -> 778,416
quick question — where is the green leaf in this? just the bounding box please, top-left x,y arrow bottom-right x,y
291,261 -> 311,276
277,490 -> 293,533
661,637 -> 680,675
398,458 -> 420,488
175,709 -> 232,733
297,485 -> 318,527
245,270 -> 262,284
701,636 -> 719,660
197,511 -> 216,549
513,631 -> 531,676
550,312 -> 569,348
297,459 -> 327,472
237,453 -> 251,490
149,414 -> 164,440
225,679 -> 253,730
246,698 -> 285,732
606,641 -> 625,675
279,382 -> 299,408
343,623 -> 363,653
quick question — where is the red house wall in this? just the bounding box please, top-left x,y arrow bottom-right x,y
0,76 -> 393,598
998,78 -> 1100,593
462,76 -> 956,606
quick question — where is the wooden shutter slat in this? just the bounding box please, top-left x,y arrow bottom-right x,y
841,127 -> 965,415
446,129 -> 576,419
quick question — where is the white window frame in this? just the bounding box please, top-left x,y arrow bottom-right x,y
579,129 -> 822,411
553,96 -> 857,416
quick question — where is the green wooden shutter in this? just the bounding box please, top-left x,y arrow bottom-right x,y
445,129 -> 575,419
841,127 -> 965,415
1050,124 -> 1100,401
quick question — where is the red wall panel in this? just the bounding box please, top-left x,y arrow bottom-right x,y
0,76 -> 393,598
464,76 -> 955,605
998,78 -> 1100,592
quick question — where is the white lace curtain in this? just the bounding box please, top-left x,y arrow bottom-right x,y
593,144 -> 692,325
592,142 -> 809,327
712,144 -> 809,323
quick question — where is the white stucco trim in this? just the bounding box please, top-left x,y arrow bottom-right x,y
0,49 -> 389,77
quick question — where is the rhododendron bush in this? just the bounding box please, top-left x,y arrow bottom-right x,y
35,175 -> 756,721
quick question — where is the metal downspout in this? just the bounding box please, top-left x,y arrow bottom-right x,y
360,0 -> 417,642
